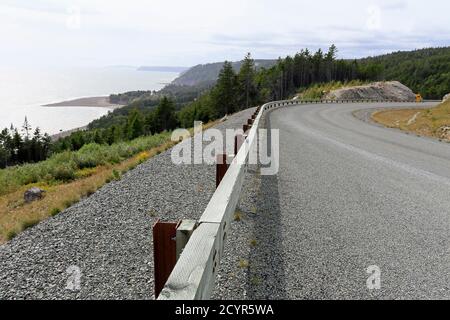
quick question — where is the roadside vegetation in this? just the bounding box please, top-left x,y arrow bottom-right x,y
0,132 -> 172,196
372,99 -> 450,140
0,120 -> 219,244
0,134 -> 169,243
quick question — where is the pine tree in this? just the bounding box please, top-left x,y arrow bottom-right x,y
22,116 -> 32,140
126,109 -> 145,139
211,61 -> 238,117
154,97 -> 177,132
238,53 -> 257,109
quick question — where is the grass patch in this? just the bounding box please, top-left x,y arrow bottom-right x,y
238,259 -> 249,269
148,209 -> 158,217
63,196 -> 80,208
21,218 -> 40,230
372,99 -> 450,140
234,210 -> 243,222
250,276 -> 261,286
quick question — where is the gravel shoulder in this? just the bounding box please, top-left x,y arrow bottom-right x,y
0,108 -> 254,300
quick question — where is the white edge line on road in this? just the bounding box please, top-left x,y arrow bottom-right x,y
293,123 -> 450,187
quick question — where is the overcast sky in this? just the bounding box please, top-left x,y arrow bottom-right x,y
1,0 -> 449,68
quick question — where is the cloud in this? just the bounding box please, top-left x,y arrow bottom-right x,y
0,0 -> 449,67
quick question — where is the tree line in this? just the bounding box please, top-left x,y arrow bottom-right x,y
3,45 -> 449,168
179,45 -> 361,125
0,118 -> 51,168
359,47 -> 450,99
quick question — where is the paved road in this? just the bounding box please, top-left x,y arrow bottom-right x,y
266,102 -> 450,299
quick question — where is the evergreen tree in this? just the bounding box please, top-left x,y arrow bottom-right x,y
126,109 -> 145,139
154,97 -> 178,132
238,53 -> 258,109
22,117 -> 32,140
211,61 -> 238,117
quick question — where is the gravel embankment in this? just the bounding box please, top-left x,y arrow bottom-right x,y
0,108 -> 255,300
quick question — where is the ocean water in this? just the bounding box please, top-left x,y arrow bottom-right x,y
0,66 -> 178,135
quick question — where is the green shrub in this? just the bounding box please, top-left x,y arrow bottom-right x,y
6,230 -> 17,241
50,208 -> 61,216
112,169 -> 121,180
52,163 -> 76,181
0,132 -> 172,196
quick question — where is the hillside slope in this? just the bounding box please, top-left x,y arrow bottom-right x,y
359,47 -> 450,99
373,99 -> 450,139
172,59 -> 277,87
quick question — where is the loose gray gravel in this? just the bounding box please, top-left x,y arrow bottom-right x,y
0,108 -> 255,300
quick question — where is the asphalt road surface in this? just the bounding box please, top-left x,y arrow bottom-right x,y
265,102 -> 450,299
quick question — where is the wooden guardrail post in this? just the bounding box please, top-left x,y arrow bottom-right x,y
153,220 -> 178,298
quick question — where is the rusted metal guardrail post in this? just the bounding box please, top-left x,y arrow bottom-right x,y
153,220 -> 178,298
234,134 -> 245,156
216,154 -> 230,188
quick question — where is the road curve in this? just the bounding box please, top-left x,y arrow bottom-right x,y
266,102 -> 450,299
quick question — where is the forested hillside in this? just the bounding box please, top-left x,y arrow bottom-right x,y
171,59 -> 277,87
358,47 -> 450,99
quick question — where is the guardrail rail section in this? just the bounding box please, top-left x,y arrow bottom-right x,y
155,98 -> 427,300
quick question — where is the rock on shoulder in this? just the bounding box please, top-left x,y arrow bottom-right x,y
324,81 -> 416,102
443,93 -> 450,102
24,187 -> 45,203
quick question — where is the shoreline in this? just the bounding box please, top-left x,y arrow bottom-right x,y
43,96 -> 124,109
50,125 -> 88,141
44,96 -> 123,140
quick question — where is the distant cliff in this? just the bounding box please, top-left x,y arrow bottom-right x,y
171,59 -> 277,87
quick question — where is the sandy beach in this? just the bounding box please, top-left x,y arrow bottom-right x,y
43,96 -> 123,109
44,96 -> 124,140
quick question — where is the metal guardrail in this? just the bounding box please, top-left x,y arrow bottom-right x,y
156,98 -> 431,300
